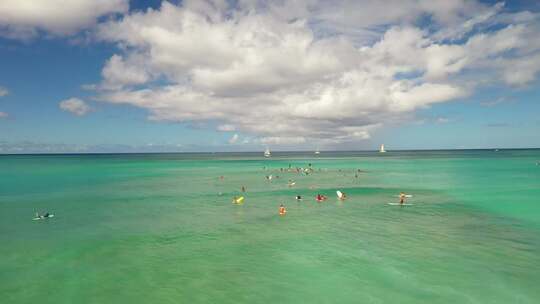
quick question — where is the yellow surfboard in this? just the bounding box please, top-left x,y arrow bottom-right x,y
233,196 -> 245,205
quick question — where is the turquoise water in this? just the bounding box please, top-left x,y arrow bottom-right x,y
1,150 -> 539,303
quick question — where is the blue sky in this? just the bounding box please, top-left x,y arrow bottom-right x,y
0,0 -> 539,153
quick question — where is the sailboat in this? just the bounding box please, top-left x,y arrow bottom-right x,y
264,147 -> 271,158
379,144 -> 386,153
315,148 -> 320,155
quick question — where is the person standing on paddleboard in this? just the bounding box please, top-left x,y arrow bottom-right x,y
399,192 -> 406,205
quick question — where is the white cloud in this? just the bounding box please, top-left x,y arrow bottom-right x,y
59,98 -> 91,116
0,0 -> 128,39
0,112 -> 8,119
101,54 -> 150,89
228,133 -> 239,144
259,136 -> 306,145
90,1 -> 540,147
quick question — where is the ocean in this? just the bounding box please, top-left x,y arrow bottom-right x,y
1,150 -> 539,303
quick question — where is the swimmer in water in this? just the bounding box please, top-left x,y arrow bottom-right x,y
241,186 -> 246,192
296,195 -> 302,200
279,204 -> 287,215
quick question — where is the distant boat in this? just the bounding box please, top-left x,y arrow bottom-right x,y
315,148 -> 320,155
379,144 -> 386,153
264,148 -> 271,158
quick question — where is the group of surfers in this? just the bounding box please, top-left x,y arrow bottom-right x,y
228,165 -> 409,216
278,191 -> 349,216
278,191 -> 407,216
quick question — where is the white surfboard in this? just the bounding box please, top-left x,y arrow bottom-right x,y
337,190 -> 345,199
388,203 -> 414,206
33,214 -> 54,220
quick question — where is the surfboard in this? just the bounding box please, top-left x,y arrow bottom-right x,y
388,203 -> 414,206
337,191 -> 345,199
33,214 -> 54,220
233,197 -> 244,204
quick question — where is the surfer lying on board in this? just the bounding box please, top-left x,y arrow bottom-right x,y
35,212 -> 51,219
316,194 -> 327,201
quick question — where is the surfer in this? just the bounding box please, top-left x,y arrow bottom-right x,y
338,191 -> 347,200
316,194 -> 326,202
34,212 -> 51,219
399,192 -> 406,205
296,195 -> 302,200
279,204 -> 287,216
241,186 -> 246,192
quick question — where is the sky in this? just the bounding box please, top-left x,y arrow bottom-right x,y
1,0 -> 540,153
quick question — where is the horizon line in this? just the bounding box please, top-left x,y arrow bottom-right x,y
1,147 -> 539,156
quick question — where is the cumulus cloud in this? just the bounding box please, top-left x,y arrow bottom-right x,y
90,1 -> 540,147
0,0 -> 128,39
0,86 -> 8,97
101,54 -> 150,89
59,98 -> 91,116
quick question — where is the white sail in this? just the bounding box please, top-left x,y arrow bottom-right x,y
264,147 -> 271,157
379,144 -> 386,153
